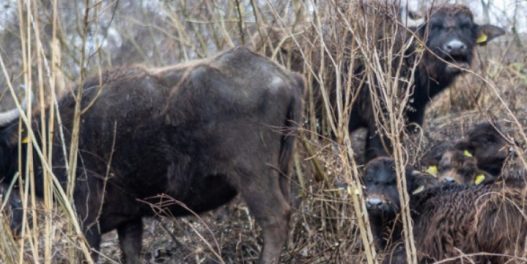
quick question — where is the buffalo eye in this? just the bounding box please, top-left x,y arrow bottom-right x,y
429,20 -> 443,31
486,135 -> 497,143
438,163 -> 448,171
364,175 -> 374,184
458,16 -> 473,28
389,180 -> 397,186
459,23 -> 471,30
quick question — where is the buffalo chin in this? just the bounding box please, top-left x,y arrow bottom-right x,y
367,206 -> 398,217
445,61 -> 470,74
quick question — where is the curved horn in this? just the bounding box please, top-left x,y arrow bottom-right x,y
0,107 -> 21,127
400,6 -> 424,28
0,85 -> 34,127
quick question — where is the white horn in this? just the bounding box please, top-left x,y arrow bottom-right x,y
0,85 -> 33,127
0,108 -> 21,127
400,6 -> 424,28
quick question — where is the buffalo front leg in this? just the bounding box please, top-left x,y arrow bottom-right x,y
240,169 -> 291,264
74,170 -> 113,263
117,218 -> 143,264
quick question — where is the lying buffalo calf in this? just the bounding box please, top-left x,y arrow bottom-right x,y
422,145 -> 494,185
362,157 -> 438,249
421,122 -> 510,185
435,149 -> 493,184
363,157 -> 527,263
0,47 -> 305,264
456,122 -> 511,177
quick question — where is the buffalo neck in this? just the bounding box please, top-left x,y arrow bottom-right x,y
414,62 -> 459,105
0,119 -> 45,189
402,62 -> 460,128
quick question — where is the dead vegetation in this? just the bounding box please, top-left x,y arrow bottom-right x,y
0,0 -> 527,263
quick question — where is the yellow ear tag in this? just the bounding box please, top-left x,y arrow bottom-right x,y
476,33 -> 488,44
474,174 -> 486,185
426,165 -> 438,176
412,185 -> 425,195
347,186 -> 361,196
20,127 -> 29,143
463,150 -> 473,157
416,41 -> 425,52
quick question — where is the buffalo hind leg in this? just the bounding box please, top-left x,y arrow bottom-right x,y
117,218 -> 143,264
84,225 -> 102,263
240,169 -> 291,264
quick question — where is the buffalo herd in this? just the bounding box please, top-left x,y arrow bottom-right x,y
2,2 -> 524,264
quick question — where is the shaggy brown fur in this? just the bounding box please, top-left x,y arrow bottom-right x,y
411,182 -> 527,263
363,158 -> 527,263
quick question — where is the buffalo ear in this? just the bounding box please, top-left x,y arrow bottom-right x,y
408,170 -> 439,195
474,171 -> 496,185
400,6 -> 423,28
476,24 -> 506,45
409,11 -> 422,20
425,165 -> 438,176
454,141 -> 473,154
474,173 -> 486,185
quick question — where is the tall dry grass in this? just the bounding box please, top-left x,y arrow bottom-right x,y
0,0 -> 525,263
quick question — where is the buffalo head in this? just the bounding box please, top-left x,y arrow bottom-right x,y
414,5 -> 505,76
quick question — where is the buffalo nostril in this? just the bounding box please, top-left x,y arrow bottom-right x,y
444,40 -> 467,54
366,197 -> 383,208
443,176 -> 456,183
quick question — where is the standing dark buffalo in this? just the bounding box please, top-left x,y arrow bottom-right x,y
353,4 -> 505,160
254,4 -> 505,161
0,47 -> 305,264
